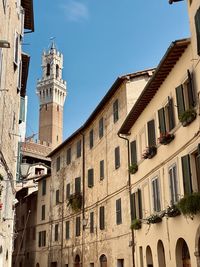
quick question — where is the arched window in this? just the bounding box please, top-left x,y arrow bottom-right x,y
146,246 -> 153,267
74,255 -> 80,267
46,63 -> 50,76
176,238 -> 191,267
36,264 -> 40,267
157,240 -> 166,267
56,64 -> 59,78
100,254 -> 107,267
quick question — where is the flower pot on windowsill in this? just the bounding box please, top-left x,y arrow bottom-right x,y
67,192 -> 82,212
177,192 -> 200,218
129,163 -> 138,174
158,133 -> 175,145
142,146 -> 157,160
131,219 -> 142,230
165,204 -> 181,218
179,109 -> 197,127
147,214 -> 162,224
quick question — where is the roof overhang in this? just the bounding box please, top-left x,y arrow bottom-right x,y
21,53 -> 30,97
119,38 -> 191,135
21,0 -> 34,32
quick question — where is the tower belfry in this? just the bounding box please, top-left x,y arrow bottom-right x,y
37,42 -> 67,149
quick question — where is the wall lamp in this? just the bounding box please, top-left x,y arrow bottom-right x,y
0,40 -> 10,48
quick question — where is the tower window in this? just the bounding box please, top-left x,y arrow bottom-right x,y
57,105 -> 59,112
56,64 -> 59,78
46,63 -> 50,76
45,104 -> 47,111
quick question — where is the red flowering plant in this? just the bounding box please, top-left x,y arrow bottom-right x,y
158,132 -> 174,145
142,146 -> 157,159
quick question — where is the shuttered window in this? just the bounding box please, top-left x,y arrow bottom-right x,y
75,217 -> 81,236
115,146 -> 120,169
14,32 -> 19,66
195,7 -> 200,55
89,129 -> 94,149
176,84 -> 185,118
88,169 -> 94,188
19,97 -> 25,123
147,119 -> 156,147
187,70 -> 196,108
66,183 -> 70,199
42,179 -> 46,196
196,144 -> 200,191
66,148 -> 71,165
55,224 -> 59,241
100,160 -> 104,180
130,189 -> 143,220
41,205 -> 45,220
66,221 -> 70,239
56,156 -> 60,172
56,190 -> 59,204
99,206 -> 105,230
90,212 -> 94,233
116,198 -> 122,225
167,98 -> 175,131
77,140 -> 81,158
152,178 -> 161,212
169,164 -> 178,204
113,99 -> 119,123
130,140 -> 137,165
181,155 -> 192,195
158,108 -> 166,134
158,98 -> 175,134
99,117 -> 104,138
38,231 -> 46,247
75,177 -> 81,193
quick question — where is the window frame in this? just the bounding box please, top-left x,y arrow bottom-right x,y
116,198 -> 122,225
113,99 -> 119,123
54,224 -> 59,242
115,146 -> 120,169
66,147 -> 71,165
89,129 -> 94,149
168,163 -> 179,204
99,117 -> 104,139
77,140 -> 81,158
100,160 -> 104,180
151,177 -> 161,212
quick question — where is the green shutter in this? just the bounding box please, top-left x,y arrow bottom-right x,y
167,98 -> 175,131
176,85 -> 185,118
187,70 -> 196,108
137,189 -> 143,219
75,177 -> 81,193
88,169 -> 94,188
130,140 -> 137,165
19,96 -> 25,123
147,119 -> 156,147
195,7 -> 200,55
158,108 -> 166,134
181,155 -> 192,195
130,193 -> 136,220
66,221 -> 70,239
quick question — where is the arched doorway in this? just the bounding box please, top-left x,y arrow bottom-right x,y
195,225 -> 200,266
176,238 -> 191,267
146,246 -> 153,267
157,240 -> 166,267
74,255 -> 80,267
36,264 -> 40,267
100,254 -> 107,267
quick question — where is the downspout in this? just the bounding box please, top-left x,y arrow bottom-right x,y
80,133 -> 85,266
61,169 -> 64,267
118,133 -> 135,267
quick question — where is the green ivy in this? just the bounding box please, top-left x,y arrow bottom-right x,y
178,193 -> 200,217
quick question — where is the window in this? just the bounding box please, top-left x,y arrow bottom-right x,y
117,259 -> 124,267
56,64 -> 59,78
158,98 -> 175,134
99,117 -> 104,138
46,63 -> 50,76
66,183 -> 70,199
0,48 -> 3,87
100,160 -> 104,180
181,154 -> 192,195
56,190 -> 59,204
147,119 -> 156,147
42,179 -> 46,196
89,129 -> 94,149
55,224 -> 59,241
41,205 -> 45,220
66,221 -> 70,239
113,99 -> 119,123
195,7 -> 200,55
66,148 -> 71,165
2,0 -> 7,12
75,177 -> 81,193
152,178 -> 161,212
116,198 -> 122,225
176,70 -> 196,118
88,168 -> 94,188
90,212 -> 94,233
19,97 -> 25,123
17,61 -> 22,92
56,156 -> 60,172
169,164 -> 178,204
77,140 -> 81,158
130,189 -> 143,220
115,146 -> 120,169
130,140 -> 137,165
75,217 -> 81,236
14,32 -> 19,66
38,231 -> 46,247
99,206 -> 105,230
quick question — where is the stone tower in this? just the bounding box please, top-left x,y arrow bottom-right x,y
37,42 -> 67,149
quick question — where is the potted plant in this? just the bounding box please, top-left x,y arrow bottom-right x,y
67,192 -> 82,212
178,192 -> 200,218
179,109 -> 197,127
129,163 -> 138,174
147,214 -> 162,224
158,132 -> 175,145
142,146 -> 157,159
165,204 -> 181,217
131,218 -> 142,230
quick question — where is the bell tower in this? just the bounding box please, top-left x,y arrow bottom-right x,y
37,42 -> 67,149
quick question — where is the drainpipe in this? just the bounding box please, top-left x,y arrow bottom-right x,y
80,132 -> 85,267
61,169 -> 64,267
117,133 -> 135,267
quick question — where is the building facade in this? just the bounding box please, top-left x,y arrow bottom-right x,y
118,1 -> 200,266
0,0 -> 34,266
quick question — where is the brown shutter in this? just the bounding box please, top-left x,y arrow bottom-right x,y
76,217 -> 81,236
116,198 -> 122,224
75,177 -> 81,193
130,193 -> 136,220
66,221 -> 70,239
130,140 -> 137,165
167,98 -> 175,131
158,108 -> 166,134
90,212 -> 94,233
181,155 -> 192,195
115,146 -> 120,169
147,119 -> 156,147
99,206 -> 105,230
195,7 -> 200,55
175,85 -> 185,118
187,70 -> 196,108
137,189 -> 143,219
100,160 -> 104,180
88,169 -> 94,188
89,129 -> 94,149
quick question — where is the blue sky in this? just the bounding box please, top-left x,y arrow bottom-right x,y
24,0 -> 189,140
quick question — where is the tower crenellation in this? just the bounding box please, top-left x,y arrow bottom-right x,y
36,42 -> 67,149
